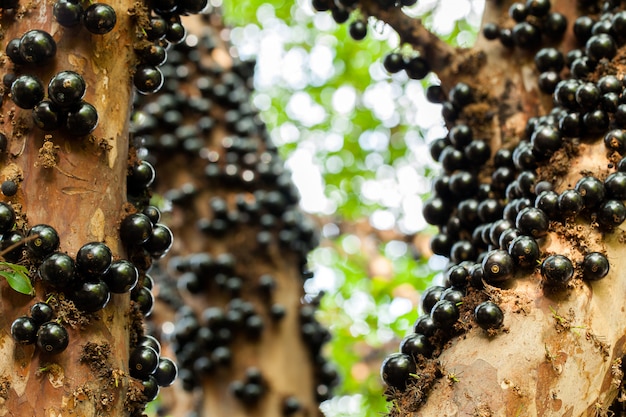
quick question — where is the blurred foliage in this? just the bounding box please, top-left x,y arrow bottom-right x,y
221,1 -> 480,416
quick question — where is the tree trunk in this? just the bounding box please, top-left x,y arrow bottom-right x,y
347,0 -> 626,415
132,13 -> 331,417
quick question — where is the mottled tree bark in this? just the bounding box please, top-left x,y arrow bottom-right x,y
0,0 -> 137,415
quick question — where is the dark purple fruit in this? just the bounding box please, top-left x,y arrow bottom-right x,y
39,252 -> 77,289
66,101 -> 98,136
32,100 -> 63,131
143,223 -> 173,258
30,302 -> 54,325
129,345 -> 159,380
400,333 -> 433,359
474,301 -> 504,330
541,254 -> 573,286
482,249 -> 515,283
430,299 -> 460,328
53,0 -> 84,27
83,3 -> 117,34
19,30 -> 57,63
11,75 -> 45,109
120,213 -> 153,245
134,65 -> 163,94
380,352 -> 416,389
127,160 -> 156,193
37,321 -> 69,354
11,316 -> 37,344
71,280 -> 110,312
76,241 -> 112,278
27,224 -> 60,258
48,71 -> 86,108
102,259 -> 138,293
581,252 -> 609,281
0,203 -> 15,233
349,20 -> 367,40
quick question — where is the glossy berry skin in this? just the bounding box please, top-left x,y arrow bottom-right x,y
11,316 -> 38,344
129,345 -> 159,380
474,301 -> 504,330
178,0 -> 207,14
71,280 -> 110,312
0,202 -> 16,233
154,357 -> 178,387
102,259 -> 138,293
383,53 -> 405,74
83,3 -> 117,34
76,242 -> 112,278
19,30 -> 57,64
27,224 -> 60,259
558,189 -> 584,217
53,0 -> 84,27
39,252 -> 77,289
380,352 -> 416,389
48,71 -> 86,108
598,200 -> 626,228
137,334 -> 161,355
420,285 -> 444,314
2,231 -> 25,262
11,75 -> 45,109
132,286 -> 154,316
541,254 -> 574,286
6,38 -> 25,65
413,314 -> 437,337
515,207 -> 549,238
143,223 -> 173,258
400,333 -> 433,359
142,206 -> 160,225
482,249 -> 515,284
30,302 -> 54,325
66,101 -> 98,136
165,21 -> 186,45
37,321 -> 69,354
405,56 -> 430,80
605,172 -> 626,200
134,65 -> 164,95
32,100 -> 63,131
581,252 -> 609,281
430,299 -> 460,329
508,235 -> 539,268
349,20 -> 367,41
575,176 -> 605,209
120,213 -> 153,245
604,129 -> 626,154
127,160 -> 156,193
141,375 -> 160,402
586,34 -> 616,62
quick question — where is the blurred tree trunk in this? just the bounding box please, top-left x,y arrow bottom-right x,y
132,12 -> 333,417
0,0 -> 136,416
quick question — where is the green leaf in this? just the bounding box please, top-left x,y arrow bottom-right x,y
0,261 -> 34,296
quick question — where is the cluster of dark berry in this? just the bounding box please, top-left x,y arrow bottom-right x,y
311,0 -> 416,41
131,0 -> 208,94
129,335 -> 177,402
11,302 -> 69,354
383,52 -> 431,80
130,28 -> 335,411
4,30 -> 98,136
379,0 -> 626,393
482,0 -> 567,48
53,1 -> 117,34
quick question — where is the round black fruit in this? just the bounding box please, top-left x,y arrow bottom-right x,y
11,75 -> 45,109
102,259 -> 138,293
83,3 -> 117,34
154,357 -> 178,387
0,202 -> 15,233
541,254 -> 574,286
11,316 -> 37,344
482,249 -> 515,284
32,100 -> 63,131
39,252 -> 77,289
66,101 -> 98,136
127,160 -> 156,193
76,241 -> 112,278
129,345 -> 159,380
30,302 -> 54,325
380,352 -> 416,389
27,224 -> 60,259
53,0 -> 84,27
37,321 -> 69,354
400,333 -> 433,359
349,20 -> 367,40
19,30 -> 57,63
48,71 -> 86,108
474,301 -> 504,330
581,252 -> 609,281
420,285 -> 444,314
430,299 -> 460,329
71,280 -> 110,312
134,65 -> 164,95
120,213 -> 153,245
142,375 -> 160,402
143,223 -> 173,258
508,235 -> 539,268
